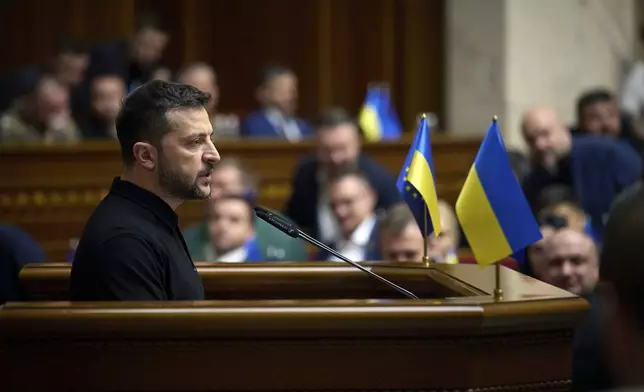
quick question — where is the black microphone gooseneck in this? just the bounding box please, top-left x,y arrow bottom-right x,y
254,206 -> 419,300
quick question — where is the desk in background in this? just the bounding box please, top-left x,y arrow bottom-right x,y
0,137 -> 480,260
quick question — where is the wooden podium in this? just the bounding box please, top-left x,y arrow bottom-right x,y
1,263 -> 587,391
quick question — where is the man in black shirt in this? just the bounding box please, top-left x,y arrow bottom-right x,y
70,80 -> 220,300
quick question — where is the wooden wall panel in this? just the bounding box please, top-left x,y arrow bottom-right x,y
0,0 -> 445,130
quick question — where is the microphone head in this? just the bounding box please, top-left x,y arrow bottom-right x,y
253,206 -> 299,239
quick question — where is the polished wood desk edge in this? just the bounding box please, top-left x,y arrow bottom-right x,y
0,297 -> 586,339
20,262 -> 577,302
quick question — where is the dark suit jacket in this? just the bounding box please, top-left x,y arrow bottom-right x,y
240,110 -> 312,139
523,135 -> 641,239
284,154 -> 401,237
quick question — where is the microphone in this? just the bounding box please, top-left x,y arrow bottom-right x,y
253,206 -> 419,300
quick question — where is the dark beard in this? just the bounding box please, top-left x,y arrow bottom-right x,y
157,154 -> 212,200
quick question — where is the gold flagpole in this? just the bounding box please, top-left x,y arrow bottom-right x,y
494,263 -> 503,300
423,204 -> 430,267
419,113 -> 431,267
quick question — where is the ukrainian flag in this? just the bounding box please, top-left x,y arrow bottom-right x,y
359,85 -> 402,142
456,118 -> 542,266
396,115 -> 441,236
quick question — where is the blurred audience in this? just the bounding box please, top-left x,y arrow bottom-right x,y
521,106 -> 641,239
284,107 -> 401,243
0,36 -> 88,114
87,10 -> 170,93
379,201 -> 459,264
240,63 -> 311,140
317,169 -> 379,261
177,62 -> 239,139
205,195 -> 263,262
184,158 -> 307,261
82,74 -> 126,139
574,89 -> 644,153
0,74 -> 80,143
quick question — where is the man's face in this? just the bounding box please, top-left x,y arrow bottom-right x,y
181,69 -> 219,114
34,78 -> 70,123
380,223 -> 425,263
581,101 -> 621,136
540,229 -> 599,296
208,198 -> 254,254
157,107 -> 220,200
92,76 -> 125,122
132,28 -> 168,68
329,176 -> 375,237
209,166 -> 245,201
263,73 -> 297,116
56,52 -> 89,86
317,124 -> 361,175
522,111 -> 568,169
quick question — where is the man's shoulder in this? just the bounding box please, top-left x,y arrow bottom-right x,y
573,135 -> 634,154
292,154 -> 318,174
80,194 -> 156,244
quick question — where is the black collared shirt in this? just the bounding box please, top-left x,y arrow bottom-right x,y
70,178 -> 205,301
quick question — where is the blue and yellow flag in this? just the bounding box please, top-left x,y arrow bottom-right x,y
359,86 -> 402,142
456,118 -> 542,266
396,116 -> 441,237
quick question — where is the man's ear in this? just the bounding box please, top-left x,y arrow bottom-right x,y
132,142 -> 157,170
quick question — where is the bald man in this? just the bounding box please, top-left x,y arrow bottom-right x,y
535,228 -> 598,296
521,106 -> 641,239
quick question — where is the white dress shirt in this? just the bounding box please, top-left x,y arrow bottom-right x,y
265,108 -> 303,142
203,245 -> 248,263
328,215 -> 377,262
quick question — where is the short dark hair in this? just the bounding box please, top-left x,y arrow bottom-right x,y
534,185 -> 579,214
313,107 -> 357,131
55,36 -> 87,56
328,166 -> 373,189
380,203 -> 416,236
135,10 -> 167,33
257,62 -> 294,87
576,88 -> 615,121
115,80 -> 210,166
211,194 -> 255,223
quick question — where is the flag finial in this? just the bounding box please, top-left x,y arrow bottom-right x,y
492,115 -> 498,122
421,113 -> 427,119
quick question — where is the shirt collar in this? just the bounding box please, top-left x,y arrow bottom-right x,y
345,214 -> 377,247
109,177 -> 179,230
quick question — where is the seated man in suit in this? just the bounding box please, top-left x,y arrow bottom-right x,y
203,195 -> 263,262
240,63 -> 312,141
183,157 -> 307,261
379,201 -> 460,264
521,106 -> 641,239
317,169 -> 379,261
284,107 -> 401,243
